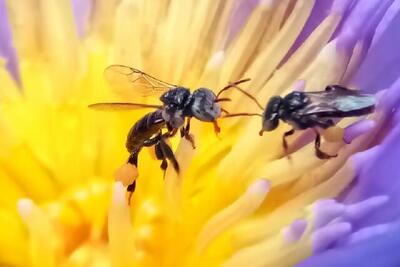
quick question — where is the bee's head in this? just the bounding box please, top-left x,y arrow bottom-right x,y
260,96 -> 283,134
190,88 -> 221,122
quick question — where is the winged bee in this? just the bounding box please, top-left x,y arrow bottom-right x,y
89,65 -> 258,197
257,85 -> 376,159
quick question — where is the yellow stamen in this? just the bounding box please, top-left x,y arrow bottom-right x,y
108,182 -> 136,267
196,179 -> 270,255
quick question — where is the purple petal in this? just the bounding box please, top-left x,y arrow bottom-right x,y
282,219 -> 308,243
372,0 -> 400,45
335,0 -> 393,51
343,120 -> 376,144
71,0 -> 93,37
341,222 -> 396,245
342,196 -> 389,222
312,199 -> 345,230
283,0 -> 335,61
351,9 -> 400,93
0,0 -> 19,83
343,119 -> 400,226
312,222 -> 352,253
296,225 -> 400,267
226,0 -> 260,46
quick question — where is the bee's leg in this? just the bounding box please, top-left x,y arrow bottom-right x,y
143,133 -> 162,147
185,117 -> 191,132
159,137 -> 180,173
127,150 -> 139,165
282,129 -> 295,154
127,180 -> 136,204
126,150 -> 140,204
165,128 -> 178,138
313,129 -> 337,159
181,118 -> 196,149
213,120 -> 221,136
154,142 -> 168,179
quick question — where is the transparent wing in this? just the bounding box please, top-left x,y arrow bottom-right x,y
104,65 -> 177,97
303,86 -> 375,116
88,102 -> 162,111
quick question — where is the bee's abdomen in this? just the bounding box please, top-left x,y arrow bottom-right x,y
126,110 -> 166,153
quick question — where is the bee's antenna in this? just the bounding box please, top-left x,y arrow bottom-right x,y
221,112 -> 263,118
216,78 -> 264,111
221,108 -> 230,114
215,97 -> 232,103
216,78 -> 250,98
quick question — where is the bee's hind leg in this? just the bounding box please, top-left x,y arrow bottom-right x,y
313,128 -> 337,159
127,180 -> 136,204
125,151 -> 140,204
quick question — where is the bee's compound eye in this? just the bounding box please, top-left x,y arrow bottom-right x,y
262,96 -> 282,131
262,113 -> 279,131
191,88 -> 219,121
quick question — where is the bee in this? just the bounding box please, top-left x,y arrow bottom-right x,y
257,85 -> 376,159
89,65 -> 258,196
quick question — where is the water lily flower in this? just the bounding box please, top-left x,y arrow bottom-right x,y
0,1 -> 400,267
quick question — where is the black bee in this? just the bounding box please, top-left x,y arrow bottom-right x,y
258,85 -> 376,159
89,65 -> 257,196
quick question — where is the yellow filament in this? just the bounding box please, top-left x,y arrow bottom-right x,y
222,0 -> 274,82
246,0 -> 315,92
259,0 -> 290,47
343,40 -> 365,84
196,179 -> 271,255
5,0 -> 40,57
260,13 -> 341,100
113,0 -> 143,68
18,199 -> 57,267
108,182 -> 136,267
38,0 -> 80,83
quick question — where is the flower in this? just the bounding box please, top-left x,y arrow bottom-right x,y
0,0 -> 400,267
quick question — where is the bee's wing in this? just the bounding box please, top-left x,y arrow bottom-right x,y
88,102 -> 162,111
104,65 -> 177,97
303,86 -> 375,116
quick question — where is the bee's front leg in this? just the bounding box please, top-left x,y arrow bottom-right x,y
282,128 -> 295,154
155,142 -> 168,179
159,137 -> 180,174
180,118 -> 196,149
213,120 -> 221,136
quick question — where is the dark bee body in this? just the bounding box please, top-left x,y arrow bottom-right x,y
126,109 -> 165,153
260,85 -> 376,159
90,65 -> 253,198
123,86 -> 222,177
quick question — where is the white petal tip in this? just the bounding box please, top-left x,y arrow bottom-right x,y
248,179 -> 271,195
282,219 -> 308,244
17,198 -> 34,219
112,182 -> 126,204
293,80 -> 306,92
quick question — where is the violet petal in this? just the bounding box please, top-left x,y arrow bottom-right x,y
71,0 -> 93,38
0,0 -> 19,83
351,11 -> 400,93
296,226 -> 400,267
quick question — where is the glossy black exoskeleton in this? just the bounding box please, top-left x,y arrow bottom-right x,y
89,65 -> 255,198
259,85 -> 376,159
